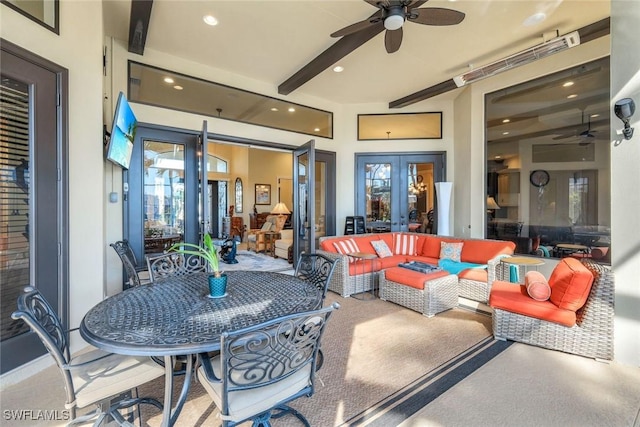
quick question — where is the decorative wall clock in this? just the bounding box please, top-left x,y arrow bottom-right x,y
530,170 -> 550,187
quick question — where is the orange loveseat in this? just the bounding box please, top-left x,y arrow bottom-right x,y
317,233 -> 515,301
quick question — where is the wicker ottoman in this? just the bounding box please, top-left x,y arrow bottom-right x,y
379,267 -> 458,317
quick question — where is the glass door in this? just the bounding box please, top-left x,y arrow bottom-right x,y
293,140 -> 315,264
356,153 -> 445,233
126,126 -> 199,264
1,47 -> 64,373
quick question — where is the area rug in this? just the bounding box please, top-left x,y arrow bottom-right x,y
138,293 -> 505,427
218,250 -> 293,273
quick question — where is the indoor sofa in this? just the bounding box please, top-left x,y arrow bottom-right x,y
317,233 -> 515,302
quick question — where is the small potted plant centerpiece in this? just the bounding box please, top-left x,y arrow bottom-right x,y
169,233 -> 227,298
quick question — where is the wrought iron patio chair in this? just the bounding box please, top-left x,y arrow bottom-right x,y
11,287 -> 164,426
294,253 -> 338,371
110,240 -> 149,288
146,252 -> 208,283
294,253 -> 338,303
197,302 -> 339,427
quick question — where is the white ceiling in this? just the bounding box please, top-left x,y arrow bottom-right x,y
102,0 -> 610,106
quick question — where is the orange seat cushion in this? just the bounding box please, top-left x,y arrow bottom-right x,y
548,258 -> 594,311
347,258 -> 381,276
458,267 -> 487,283
489,280 -> 577,327
385,266 -> 450,290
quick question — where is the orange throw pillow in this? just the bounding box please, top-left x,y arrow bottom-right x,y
525,271 -> 551,301
548,258 -> 594,311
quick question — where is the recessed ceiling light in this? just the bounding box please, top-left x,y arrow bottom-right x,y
563,81 -> 574,87
203,15 -> 218,26
502,131 -> 510,135
333,66 -> 344,73
567,94 -> 578,99
314,127 -> 320,132
288,107 -> 295,112
495,155 -> 502,159
502,118 -> 510,123
523,12 -> 546,27
163,77 -> 174,84
173,85 -> 183,90
270,107 -> 278,112
591,113 -> 599,118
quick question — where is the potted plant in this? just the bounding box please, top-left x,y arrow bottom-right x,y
169,233 -> 227,297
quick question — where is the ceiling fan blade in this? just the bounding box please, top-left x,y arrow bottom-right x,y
331,12 -> 382,37
385,27 -> 403,53
553,133 -> 577,140
409,7 -> 465,25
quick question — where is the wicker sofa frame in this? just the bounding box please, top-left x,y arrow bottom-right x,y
492,259 -> 614,360
313,249 -> 377,298
318,233 -> 513,300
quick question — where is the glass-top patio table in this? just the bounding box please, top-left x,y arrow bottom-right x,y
80,270 -> 321,427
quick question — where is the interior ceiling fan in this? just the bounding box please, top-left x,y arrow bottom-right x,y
331,0 -> 465,54
553,111 -> 598,145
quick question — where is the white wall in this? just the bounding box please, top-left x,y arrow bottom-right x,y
611,0 -> 640,366
1,1 -> 105,353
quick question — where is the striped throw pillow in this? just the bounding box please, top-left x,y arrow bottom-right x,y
393,234 -> 418,256
333,238 -> 361,263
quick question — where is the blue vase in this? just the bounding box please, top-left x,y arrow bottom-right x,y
208,273 -> 227,298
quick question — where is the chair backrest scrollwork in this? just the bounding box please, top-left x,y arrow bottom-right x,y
146,252 -> 208,282
294,253 -> 338,303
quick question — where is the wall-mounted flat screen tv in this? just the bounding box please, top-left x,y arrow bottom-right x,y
105,92 -> 137,169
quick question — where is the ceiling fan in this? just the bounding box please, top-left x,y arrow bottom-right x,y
553,111 -> 598,144
330,0 -> 465,54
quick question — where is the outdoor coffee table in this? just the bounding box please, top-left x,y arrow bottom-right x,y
379,266 -> 458,317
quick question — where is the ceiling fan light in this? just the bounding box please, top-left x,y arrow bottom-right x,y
384,15 -> 404,31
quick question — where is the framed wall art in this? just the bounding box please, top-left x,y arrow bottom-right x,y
255,184 -> 271,205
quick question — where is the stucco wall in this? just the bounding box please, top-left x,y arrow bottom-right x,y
1,1 -> 105,353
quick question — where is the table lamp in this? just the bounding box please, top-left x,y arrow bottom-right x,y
271,202 -> 290,217
487,196 -> 501,220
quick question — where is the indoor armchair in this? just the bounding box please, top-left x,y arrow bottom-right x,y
247,214 -> 286,253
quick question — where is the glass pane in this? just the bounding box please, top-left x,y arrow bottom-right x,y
297,152 -> 309,251
315,161 -> 326,247
218,181 -> 227,237
2,0 -> 58,33
129,61 -> 333,138
365,163 -> 391,233
143,141 -> 185,254
486,56 -> 610,260
408,163 -> 433,232
234,178 -> 242,214
0,76 -> 31,340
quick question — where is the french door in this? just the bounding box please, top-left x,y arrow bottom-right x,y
293,140 -> 316,264
0,42 -> 67,373
125,125 -> 201,263
355,153 -> 445,233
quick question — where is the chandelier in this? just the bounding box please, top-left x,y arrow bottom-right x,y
409,182 -> 427,195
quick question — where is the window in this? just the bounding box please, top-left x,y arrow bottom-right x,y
486,57 -> 610,262
128,61 -> 333,138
